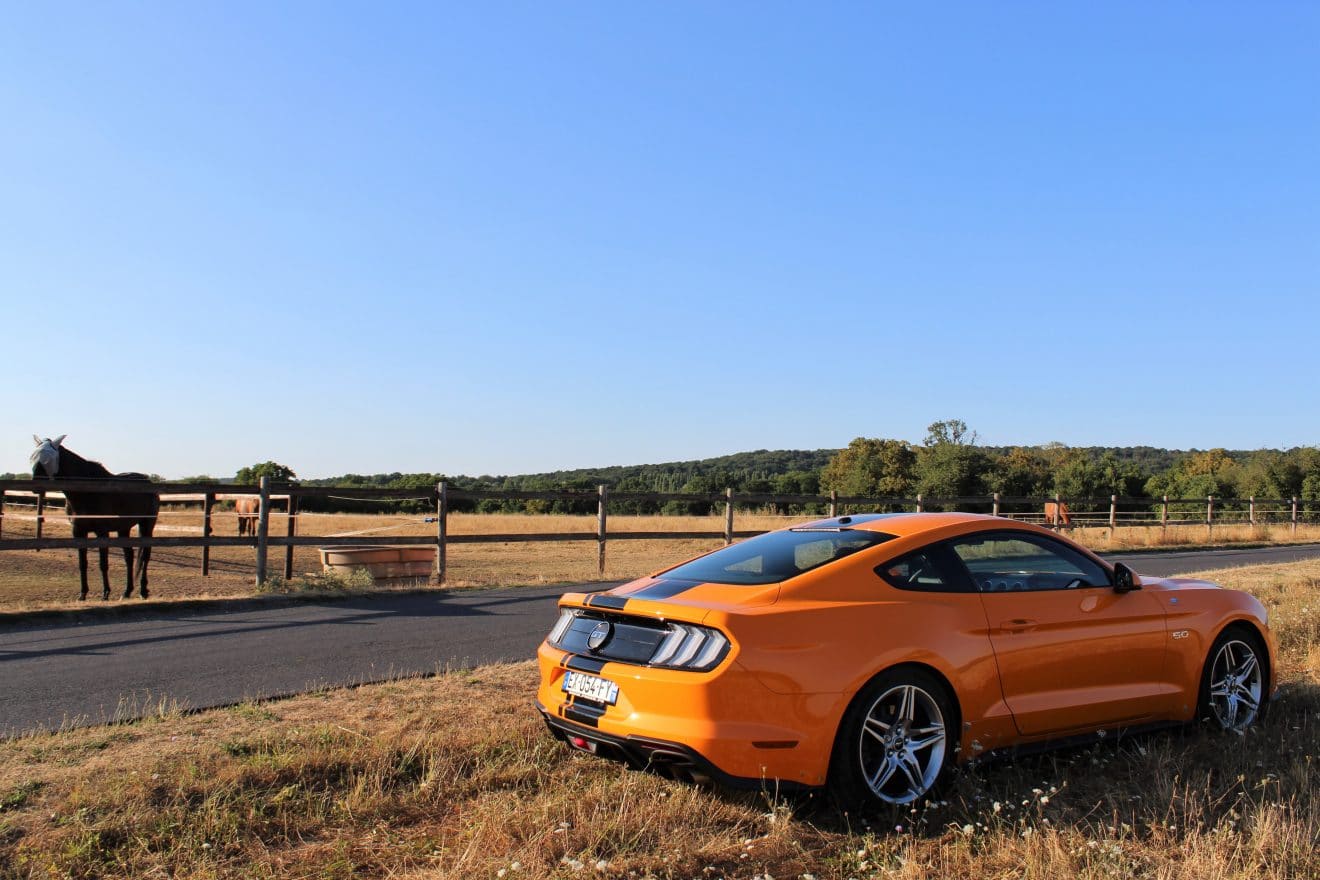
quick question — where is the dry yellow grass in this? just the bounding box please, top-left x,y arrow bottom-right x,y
1,559 -> 1318,879
2,506 -> 1319,613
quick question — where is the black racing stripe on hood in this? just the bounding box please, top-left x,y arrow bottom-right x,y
626,578 -> 705,601
587,594 -> 630,610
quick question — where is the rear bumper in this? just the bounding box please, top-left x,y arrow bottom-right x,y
536,641 -> 841,786
539,708 -> 811,792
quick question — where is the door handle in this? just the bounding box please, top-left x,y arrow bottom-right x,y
999,618 -> 1037,633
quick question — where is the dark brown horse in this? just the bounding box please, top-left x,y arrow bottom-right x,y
30,435 -> 160,600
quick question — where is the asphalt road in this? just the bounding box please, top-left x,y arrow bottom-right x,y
4,543 -> 1320,737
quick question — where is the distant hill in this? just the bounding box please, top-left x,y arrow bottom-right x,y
980,446 -> 1195,475
0,446 -> 1240,488
508,449 -> 839,491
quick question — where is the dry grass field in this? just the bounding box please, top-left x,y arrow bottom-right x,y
2,503 -> 1320,613
1,559 -> 1318,879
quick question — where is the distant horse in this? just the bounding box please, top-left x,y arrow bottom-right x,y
30,435 -> 160,600
235,497 -> 259,537
1044,501 -> 1072,528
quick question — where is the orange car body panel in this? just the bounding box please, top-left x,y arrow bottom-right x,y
535,513 -> 1278,788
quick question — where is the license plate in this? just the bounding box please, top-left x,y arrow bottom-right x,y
562,671 -> 619,706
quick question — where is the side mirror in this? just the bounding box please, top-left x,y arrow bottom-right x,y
1113,562 -> 1142,593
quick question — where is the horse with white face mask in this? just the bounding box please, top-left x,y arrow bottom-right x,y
30,435 -> 160,600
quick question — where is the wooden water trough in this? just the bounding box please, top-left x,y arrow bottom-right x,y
319,545 -> 436,584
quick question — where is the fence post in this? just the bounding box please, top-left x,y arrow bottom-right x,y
1249,496 -> 1256,529
724,488 -> 734,545
1206,495 -> 1214,538
201,492 -> 214,576
1052,493 -> 1061,530
35,490 -> 45,544
1161,495 -> 1169,533
597,484 -> 608,575
283,494 -> 298,581
1109,495 -> 1118,537
1292,496 -> 1299,534
916,493 -> 924,513
0,489 -> 5,539
829,490 -> 838,518
255,477 -> 271,585
435,481 -> 448,585
992,492 -> 1000,517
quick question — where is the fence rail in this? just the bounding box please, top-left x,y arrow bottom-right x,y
0,478 -> 1314,585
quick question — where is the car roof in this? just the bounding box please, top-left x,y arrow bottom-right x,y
792,511 -> 1017,538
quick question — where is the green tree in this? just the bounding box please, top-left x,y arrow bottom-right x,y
1295,448 -> 1320,512
924,419 -> 978,447
915,420 -> 987,504
985,447 -> 1050,497
1234,451 -> 1300,500
662,475 -> 721,516
821,438 -> 916,499
1095,451 -> 1148,497
235,461 -> 298,484
1044,447 -> 1104,501
1144,448 -> 1241,518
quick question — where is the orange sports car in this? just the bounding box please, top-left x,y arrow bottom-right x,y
535,513 -> 1277,806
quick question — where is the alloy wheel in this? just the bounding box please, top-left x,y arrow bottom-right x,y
858,684 -> 947,804
1208,638 -> 1262,731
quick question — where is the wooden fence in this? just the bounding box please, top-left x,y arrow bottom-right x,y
0,478 -> 1314,585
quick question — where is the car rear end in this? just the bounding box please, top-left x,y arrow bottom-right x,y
536,588 -> 827,786
535,517 -> 911,787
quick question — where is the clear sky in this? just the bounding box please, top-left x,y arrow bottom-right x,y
3,3 -> 1317,479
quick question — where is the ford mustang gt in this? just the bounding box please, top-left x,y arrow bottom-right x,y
535,513 -> 1277,807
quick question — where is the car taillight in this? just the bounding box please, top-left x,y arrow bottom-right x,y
648,623 -> 729,671
548,609 -> 575,645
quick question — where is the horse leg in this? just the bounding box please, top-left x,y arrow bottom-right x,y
77,544 -> 89,601
98,540 -> 111,600
122,530 -> 135,599
135,522 -> 153,598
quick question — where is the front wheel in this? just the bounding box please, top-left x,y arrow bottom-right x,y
828,668 -> 954,809
1199,629 -> 1265,732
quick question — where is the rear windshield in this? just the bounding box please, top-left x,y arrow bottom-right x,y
660,528 -> 895,586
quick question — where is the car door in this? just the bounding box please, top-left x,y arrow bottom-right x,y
949,531 -> 1169,737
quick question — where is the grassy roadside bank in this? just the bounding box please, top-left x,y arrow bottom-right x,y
1,560 -> 1318,879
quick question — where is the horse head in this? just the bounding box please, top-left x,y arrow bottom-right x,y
30,434 -> 66,478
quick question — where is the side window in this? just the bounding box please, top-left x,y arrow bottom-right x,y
950,533 -> 1109,593
877,547 -> 972,593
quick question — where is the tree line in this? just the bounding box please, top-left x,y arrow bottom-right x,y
212,421 -> 1320,516
10,422 -> 1319,517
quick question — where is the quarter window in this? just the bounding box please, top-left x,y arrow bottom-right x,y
950,533 -> 1109,593
877,548 -> 972,593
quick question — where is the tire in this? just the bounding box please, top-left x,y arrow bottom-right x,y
828,668 -> 955,810
1198,627 -> 1267,732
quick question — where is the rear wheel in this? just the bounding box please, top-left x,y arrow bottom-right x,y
1199,629 -> 1265,731
829,668 -> 953,809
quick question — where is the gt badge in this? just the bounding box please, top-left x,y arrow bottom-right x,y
587,621 -> 613,651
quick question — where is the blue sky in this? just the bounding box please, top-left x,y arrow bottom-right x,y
3,3 -> 1317,478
